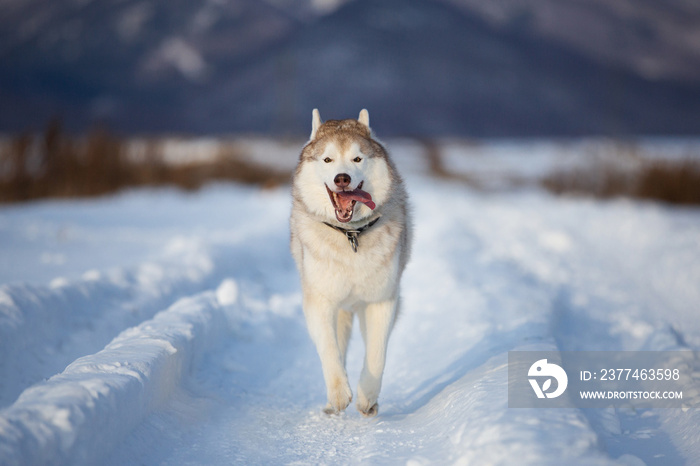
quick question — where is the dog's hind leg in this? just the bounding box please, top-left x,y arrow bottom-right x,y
337,309 -> 354,367
356,298 -> 397,417
303,294 -> 353,414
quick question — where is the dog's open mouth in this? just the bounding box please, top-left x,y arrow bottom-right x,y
326,181 -> 376,223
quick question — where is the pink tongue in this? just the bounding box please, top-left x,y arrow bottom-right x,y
337,188 -> 376,210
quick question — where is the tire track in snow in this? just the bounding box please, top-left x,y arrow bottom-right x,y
0,237 -> 216,407
0,185 -> 295,408
544,202 -> 700,466
0,280 -> 242,466
0,241 -> 301,466
467,189 -> 700,465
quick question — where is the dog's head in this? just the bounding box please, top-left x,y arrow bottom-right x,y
294,109 -> 393,224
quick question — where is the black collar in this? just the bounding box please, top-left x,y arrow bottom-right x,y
323,217 -> 381,253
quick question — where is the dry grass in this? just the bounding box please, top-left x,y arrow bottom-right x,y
424,138 -> 700,206
634,159 -> 700,205
0,120 -> 291,203
542,155 -> 700,206
3,123 -> 698,206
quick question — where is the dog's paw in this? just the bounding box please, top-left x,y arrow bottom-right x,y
357,400 -> 379,417
322,403 -> 345,416
325,376 -> 352,414
356,377 -> 380,417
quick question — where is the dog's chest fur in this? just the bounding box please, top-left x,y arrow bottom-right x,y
291,211 -> 403,306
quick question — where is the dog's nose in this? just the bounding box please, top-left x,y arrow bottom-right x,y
334,173 -> 351,188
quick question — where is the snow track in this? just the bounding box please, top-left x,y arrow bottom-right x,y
0,237 -> 214,407
0,289 -> 229,466
1,162 -> 700,464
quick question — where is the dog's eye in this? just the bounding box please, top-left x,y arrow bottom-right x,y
353,157 -> 362,163
323,157 -> 332,163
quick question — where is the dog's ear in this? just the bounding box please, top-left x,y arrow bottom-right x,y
310,109 -> 322,140
358,109 -> 370,129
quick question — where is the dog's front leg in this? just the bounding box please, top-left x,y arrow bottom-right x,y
303,294 -> 352,414
356,299 -> 397,417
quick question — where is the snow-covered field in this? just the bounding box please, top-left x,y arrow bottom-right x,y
1,140 -> 699,465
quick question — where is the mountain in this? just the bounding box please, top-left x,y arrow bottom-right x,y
446,0 -> 700,83
0,0 -> 318,133
1,0 -> 699,137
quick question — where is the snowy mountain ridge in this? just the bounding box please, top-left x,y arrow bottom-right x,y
1,0 -> 700,136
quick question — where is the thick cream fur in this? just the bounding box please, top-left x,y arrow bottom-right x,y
290,110 -> 412,417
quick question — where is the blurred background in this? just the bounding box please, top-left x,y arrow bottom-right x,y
1,0 -> 699,202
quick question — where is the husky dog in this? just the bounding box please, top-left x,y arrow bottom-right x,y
290,109 -> 412,417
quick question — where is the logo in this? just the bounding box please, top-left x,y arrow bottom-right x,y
528,359 -> 568,399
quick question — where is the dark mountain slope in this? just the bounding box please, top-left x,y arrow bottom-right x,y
189,0 -> 700,136
1,0 -> 698,136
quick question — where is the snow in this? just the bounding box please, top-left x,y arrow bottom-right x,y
143,37 -> 208,81
116,3 -> 153,42
438,138 -> 700,190
1,140 -> 700,465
